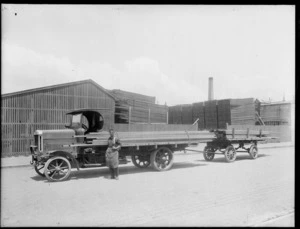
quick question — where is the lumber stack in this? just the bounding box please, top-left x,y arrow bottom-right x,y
110,89 -> 155,104
181,104 -> 193,124
217,99 -> 231,129
114,100 -> 168,124
204,100 -> 218,129
150,105 -> 169,123
168,97 -> 257,129
111,89 -> 168,124
168,105 -> 182,124
230,98 -> 256,125
168,106 -> 175,124
192,102 -> 205,129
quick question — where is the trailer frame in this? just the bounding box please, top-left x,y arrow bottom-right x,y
187,129 -> 274,162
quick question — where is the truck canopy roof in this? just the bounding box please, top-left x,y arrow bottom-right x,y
66,108 -> 111,115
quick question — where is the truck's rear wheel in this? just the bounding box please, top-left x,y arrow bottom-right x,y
203,146 -> 215,161
131,154 -> 151,168
248,144 -> 258,159
44,156 -> 71,182
150,147 -> 174,171
34,163 -> 45,177
224,145 -> 237,162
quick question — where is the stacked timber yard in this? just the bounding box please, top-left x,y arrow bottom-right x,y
168,77 -> 293,142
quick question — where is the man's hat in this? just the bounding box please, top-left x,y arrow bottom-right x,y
108,125 -> 114,131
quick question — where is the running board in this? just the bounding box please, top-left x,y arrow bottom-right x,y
82,164 -> 104,168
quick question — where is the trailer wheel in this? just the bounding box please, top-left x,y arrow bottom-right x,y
34,163 -> 46,177
248,145 -> 258,159
203,146 -> 215,161
224,145 -> 237,162
131,154 -> 151,168
150,147 -> 174,171
44,156 -> 71,182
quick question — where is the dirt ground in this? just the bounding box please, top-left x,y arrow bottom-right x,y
1,146 -> 294,227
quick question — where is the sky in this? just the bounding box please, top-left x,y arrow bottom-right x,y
1,4 -> 295,105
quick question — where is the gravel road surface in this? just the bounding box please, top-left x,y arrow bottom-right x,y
1,146 -> 294,227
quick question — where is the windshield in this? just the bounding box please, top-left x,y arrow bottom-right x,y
72,114 -> 82,125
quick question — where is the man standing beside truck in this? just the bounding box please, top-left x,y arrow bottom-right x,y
106,128 -> 121,180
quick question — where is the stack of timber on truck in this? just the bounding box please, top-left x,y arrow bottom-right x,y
85,131 -> 214,147
110,89 -> 168,124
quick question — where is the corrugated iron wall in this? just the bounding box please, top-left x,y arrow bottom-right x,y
1,82 -> 115,157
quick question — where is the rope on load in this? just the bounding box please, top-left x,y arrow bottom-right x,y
185,130 -> 190,146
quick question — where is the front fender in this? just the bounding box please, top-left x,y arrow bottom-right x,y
49,151 -> 80,170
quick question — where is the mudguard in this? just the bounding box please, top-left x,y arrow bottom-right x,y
49,151 -> 80,170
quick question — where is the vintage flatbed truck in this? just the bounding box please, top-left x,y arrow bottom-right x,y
30,109 -> 274,182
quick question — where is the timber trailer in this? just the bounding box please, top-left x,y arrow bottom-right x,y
30,109 -> 274,182
188,129 -> 274,163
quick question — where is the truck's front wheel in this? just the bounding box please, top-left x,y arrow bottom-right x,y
44,156 -> 71,182
150,147 -> 174,171
34,163 -> 46,177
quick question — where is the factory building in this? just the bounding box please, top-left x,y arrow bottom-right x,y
260,101 -> 292,125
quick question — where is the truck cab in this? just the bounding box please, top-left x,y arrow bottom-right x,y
65,109 -> 105,134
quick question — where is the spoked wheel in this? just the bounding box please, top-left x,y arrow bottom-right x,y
150,147 -> 174,171
131,153 -> 151,168
203,146 -> 215,161
248,144 -> 258,159
34,163 -> 46,177
44,156 -> 71,182
224,145 -> 237,163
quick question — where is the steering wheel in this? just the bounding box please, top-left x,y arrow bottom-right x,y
82,123 -> 88,131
